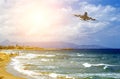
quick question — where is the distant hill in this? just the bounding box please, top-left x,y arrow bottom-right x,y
0,40 -> 16,46
77,45 -> 106,49
0,40 -> 107,49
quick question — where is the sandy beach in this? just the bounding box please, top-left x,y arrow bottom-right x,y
0,52 -> 25,79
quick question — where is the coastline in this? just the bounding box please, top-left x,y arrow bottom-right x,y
0,50 -> 119,79
0,52 -> 25,79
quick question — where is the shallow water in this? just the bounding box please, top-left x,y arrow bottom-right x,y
6,49 -> 120,79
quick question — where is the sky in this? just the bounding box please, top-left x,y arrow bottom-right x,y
0,0 -> 120,48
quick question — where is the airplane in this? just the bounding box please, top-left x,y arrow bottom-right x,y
74,12 -> 96,21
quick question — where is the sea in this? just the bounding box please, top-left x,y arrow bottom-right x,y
2,49 -> 120,79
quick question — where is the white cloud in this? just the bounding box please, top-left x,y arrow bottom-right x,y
60,1 -> 119,42
0,0 -> 120,43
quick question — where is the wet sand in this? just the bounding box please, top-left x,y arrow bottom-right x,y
0,52 -> 25,79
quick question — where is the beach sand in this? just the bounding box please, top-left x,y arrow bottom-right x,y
0,52 -> 25,79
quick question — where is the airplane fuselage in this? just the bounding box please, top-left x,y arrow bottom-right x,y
74,12 -> 96,21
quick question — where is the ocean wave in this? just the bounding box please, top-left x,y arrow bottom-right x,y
68,73 -> 120,78
7,50 -> 120,79
15,54 -> 39,59
38,54 -> 56,57
9,57 -> 41,79
83,63 -> 120,69
15,53 -> 57,59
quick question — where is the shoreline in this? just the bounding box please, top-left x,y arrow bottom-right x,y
0,52 -> 26,79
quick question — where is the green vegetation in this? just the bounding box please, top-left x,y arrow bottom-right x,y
0,45 -> 44,50
0,45 -> 74,50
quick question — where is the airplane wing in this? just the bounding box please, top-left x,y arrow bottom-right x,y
73,13 -> 96,21
74,14 -> 81,17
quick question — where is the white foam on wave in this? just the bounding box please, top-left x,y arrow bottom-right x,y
15,54 -> 39,59
49,72 -> 120,79
38,54 -> 56,57
49,73 -> 74,79
15,54 -> 56,60
9,57 -> 120,79
8,52 -> 120,79
83,63 -> 92,67
9,57 -> 40,79
68,73 -> 120,78
10,57 -> 57,79
77,53 -> 84,57
0,50 -> 22,54
10,58 -> 20,65
49,73 -> 58,78
41,58 -> 50,61
83,62 -> 120,69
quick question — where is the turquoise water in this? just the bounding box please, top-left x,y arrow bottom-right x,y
7,49 -> 120,79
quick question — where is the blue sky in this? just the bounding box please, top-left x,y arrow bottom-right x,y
72,0 -> 120,48
92,0 -> 120,7
80,0 -> 120,48
0,0 -> 120,48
